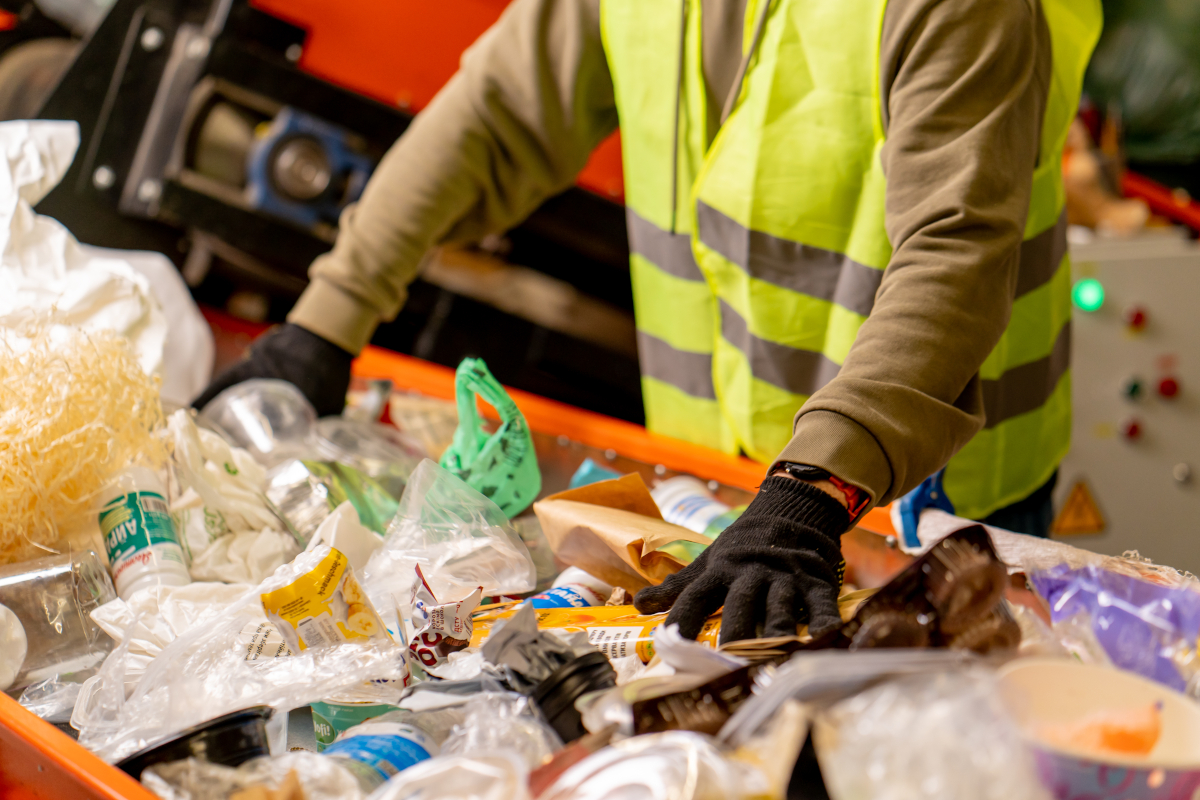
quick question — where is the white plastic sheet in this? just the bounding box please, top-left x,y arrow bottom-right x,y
0,120 -> 212,405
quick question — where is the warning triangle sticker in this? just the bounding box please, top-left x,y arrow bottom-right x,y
1052,481 -> 1105,536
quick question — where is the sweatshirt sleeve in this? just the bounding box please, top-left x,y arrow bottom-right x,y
775,0 -> 1053,508
288,0 -> 618,354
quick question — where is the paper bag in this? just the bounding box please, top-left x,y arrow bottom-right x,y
533,473 -> 713,593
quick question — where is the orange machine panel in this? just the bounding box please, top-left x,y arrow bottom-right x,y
250,0 -> 624,200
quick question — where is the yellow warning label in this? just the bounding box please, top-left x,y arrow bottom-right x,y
1052,481 -> 1106,536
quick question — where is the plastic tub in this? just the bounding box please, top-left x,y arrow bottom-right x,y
114,706 -> 273,780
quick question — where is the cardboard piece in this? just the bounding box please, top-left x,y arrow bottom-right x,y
534,473 -> 713,593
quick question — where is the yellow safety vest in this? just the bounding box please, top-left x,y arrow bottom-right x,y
602,0 -> 1101,519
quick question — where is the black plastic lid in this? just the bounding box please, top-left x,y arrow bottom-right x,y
532,651 -> 616,742
115,706 -> 274,779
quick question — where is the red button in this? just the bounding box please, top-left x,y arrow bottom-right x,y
1124,306 -> 1147,331
1121,418 -> 1142,440
1159,377 -> 1180,399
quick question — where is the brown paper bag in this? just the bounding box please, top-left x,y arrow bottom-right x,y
534,473 -> 713,593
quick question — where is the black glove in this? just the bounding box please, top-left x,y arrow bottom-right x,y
192,323 -> 354,417
634,476 -> 850,644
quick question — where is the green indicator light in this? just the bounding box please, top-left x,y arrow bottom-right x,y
1073,278 -> 1105,312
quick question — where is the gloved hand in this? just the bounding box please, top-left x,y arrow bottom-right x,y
192,323 -> 354,417
634,476 -> 850,644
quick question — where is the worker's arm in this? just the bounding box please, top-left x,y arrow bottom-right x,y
286,0 -> 618,355
774,0 -> 1053,509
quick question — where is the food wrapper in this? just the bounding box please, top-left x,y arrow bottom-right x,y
533,474 -> 713,593
470,591 -> 872,664
260,545 -> 390,653
410,566 -> 483,677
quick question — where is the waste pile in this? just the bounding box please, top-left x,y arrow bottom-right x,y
3,120 -> 1200,800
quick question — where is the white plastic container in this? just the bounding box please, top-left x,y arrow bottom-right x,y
98,466 -> 191,599
527,567 -> 613,609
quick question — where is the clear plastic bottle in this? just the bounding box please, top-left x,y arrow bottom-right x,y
98,466 -> 191,599
323,707 -> 461,792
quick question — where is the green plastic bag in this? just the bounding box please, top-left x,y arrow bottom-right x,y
439,358 -> 541,517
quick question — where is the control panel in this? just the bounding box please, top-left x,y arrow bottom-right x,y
1055,229 -> 1200,572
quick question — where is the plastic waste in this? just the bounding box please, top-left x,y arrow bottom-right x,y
304,502 -> 383,576
72,578 -> 407,762
116,706 -> 273,779
1031,564 -> 1200,694
165,409 -> 299,584
323,712 -> 441,792
311,417 -> 426,500
265,459 -> 399,543
199,379 -> 318,466
527,567 -> 612,609
364,752 -> 530,800
0,120 -> 213,406
100,466 -> 191,599
361,460 -> 536,614
141,753 -> 364,800
310,701 -> 399,753
568,458 -> 621,489
408,567 -> 482,678
0,551 -> 115,719
439,358 -> 541,518
538,730 -> 770,800
510,514 -> 560,593
813,669 -> 1050,800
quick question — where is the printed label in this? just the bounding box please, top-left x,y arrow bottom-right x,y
311,708 -> 338,749
260,548 -> 389,653
100,491 -> 187,586
586,626 -> 644,659
529,586 -> 603,609
324,722 -> 437,780
238,621 -> 293,661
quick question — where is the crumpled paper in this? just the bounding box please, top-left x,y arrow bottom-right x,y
0,120 -> 212,405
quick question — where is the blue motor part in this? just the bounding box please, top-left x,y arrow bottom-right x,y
245,106 -> 375,230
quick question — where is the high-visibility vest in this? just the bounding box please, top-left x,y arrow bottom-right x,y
602,0 -> 1101,519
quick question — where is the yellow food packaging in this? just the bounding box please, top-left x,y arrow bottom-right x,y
470,589 -> 875,664
261,546 -> 389,653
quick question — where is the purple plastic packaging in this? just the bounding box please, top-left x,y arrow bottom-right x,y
1031,564 -> 1200,692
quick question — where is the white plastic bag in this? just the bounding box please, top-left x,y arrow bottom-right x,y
814,669 -> 1050,800
0,120 -> 213,405
361,460 -> 536,611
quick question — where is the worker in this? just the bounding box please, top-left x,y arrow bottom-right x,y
196,0 -> 1101,643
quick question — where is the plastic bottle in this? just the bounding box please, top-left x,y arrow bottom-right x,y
650,476 -> 734,534
323,707 -> 459,792
526,567 -> 613,609
98,467 -> 191,599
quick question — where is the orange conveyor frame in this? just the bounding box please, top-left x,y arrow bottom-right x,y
0,345 -> 894,799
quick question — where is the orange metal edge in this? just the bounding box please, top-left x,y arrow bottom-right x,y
0,694 -> 157,800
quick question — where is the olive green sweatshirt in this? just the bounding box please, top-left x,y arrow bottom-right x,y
288,0 -> 1053,509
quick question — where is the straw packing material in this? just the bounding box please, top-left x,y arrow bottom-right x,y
0,321 -> 166,564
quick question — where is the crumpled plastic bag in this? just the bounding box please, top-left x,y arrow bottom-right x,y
73,592 -> 406,762
813,669 -> 1049,800
0,120 -> 212,405
166,409 -> 300,583
365,752 -> 530,800
439,358 -> 540,518
361,459 -> 536,613
1031,563 -> 1200,695
142,753 -> 363,800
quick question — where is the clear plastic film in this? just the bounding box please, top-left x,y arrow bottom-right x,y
73,589 -> 406,762
814,668 -> 1049,800
364,752 -> 531,800
361,459 -> 535,610
198,379 -> 317,466
141,753 -> 364,800
312,417 -> 426,500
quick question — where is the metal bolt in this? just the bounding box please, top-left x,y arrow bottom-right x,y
604,449 -> 617,461
140,27 -> 164,51
654,464 -> 666,476
185,37 -> 210,60
285,43 -> 302,62
707,480 -> 720,492
1174,463 -> 1192,484
556,435 -> 569,447
91,165 -> 115,190
136,179 -> 161,203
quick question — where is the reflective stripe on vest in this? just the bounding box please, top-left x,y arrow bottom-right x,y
604,0 -> 1101,517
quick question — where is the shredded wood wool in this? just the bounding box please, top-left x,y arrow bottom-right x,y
0,323 -> 166,564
